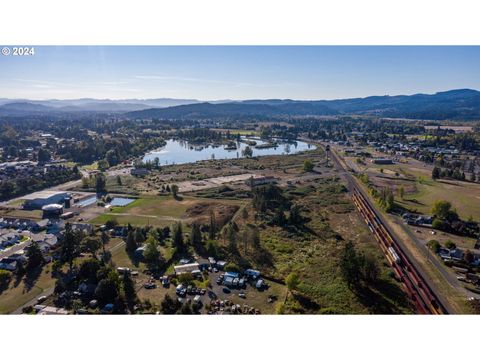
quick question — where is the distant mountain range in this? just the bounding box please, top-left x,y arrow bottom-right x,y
0,98 -> 205,114
1,89 -> 479,120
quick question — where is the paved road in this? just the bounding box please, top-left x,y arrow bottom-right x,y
12,286 -> 55,314
0,238 -> 32,260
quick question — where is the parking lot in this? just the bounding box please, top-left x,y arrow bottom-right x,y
137,264 -> 286,314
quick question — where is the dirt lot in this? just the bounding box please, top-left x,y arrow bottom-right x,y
176,173 -> 259,193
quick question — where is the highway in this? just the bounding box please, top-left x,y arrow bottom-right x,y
324,143 -> 456,314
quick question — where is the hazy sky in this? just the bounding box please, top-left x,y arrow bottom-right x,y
1,46 -> 479,100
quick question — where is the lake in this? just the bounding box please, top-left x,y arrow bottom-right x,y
143,137 -> 315,165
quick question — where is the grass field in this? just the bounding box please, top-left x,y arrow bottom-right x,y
1,209 -> 43,219
7,199 -> 25,207
81,161 -> 99,171
90,195 -> 243,227
352,155 -> 480,222
229,178 -> 413,314
0,264 -> 55,314
399,178 -> 480,221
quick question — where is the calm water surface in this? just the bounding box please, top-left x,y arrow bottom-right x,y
143,137 -> 314,165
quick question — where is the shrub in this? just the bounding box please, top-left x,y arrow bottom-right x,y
427,240 -> 441,253
432,219 -> 445,230
178,272 -> 194,284
224,263 -> 241,273
0,269 -> 12,289
445,240 -> 456,250
276,302 -> 285,314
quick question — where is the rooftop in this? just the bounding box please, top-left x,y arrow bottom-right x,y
21,190 -> 68,201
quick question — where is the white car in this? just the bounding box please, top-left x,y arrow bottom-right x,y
37,296 -> 47,303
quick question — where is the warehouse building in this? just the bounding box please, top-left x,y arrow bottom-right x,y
371,158 -> 394,165
22,191 -> 70,209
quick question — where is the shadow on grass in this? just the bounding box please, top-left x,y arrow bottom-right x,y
352,278 -> 413,314
126,251 -> 140,267
292,292 -> 321,312
23,266 -> 43,292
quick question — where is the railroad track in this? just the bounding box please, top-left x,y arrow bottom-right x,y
352,187 -> 447,314
317,142 -> 450,314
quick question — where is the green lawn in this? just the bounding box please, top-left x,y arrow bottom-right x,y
399,178 -> 480,221
0,264 -> 55,314
4,209 -> 43,219
7,199 -> 25,207
81,161 -> 99,171
91,213 -> 175,227
90,195 -> 242,227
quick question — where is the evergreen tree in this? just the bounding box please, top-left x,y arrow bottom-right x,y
26,242 -> 44,270
101,231 -> 110,260
134,227 -> 145,244
172,222 -> 184,251
143,236 -> 161,271
60,223 -> 80,271
273,208 -> 287,227
340,241 -> 361,288
250,226 -> 261,248
190,222 -> 202,248
289,205 -> 305,226
125,230 -> 138,253
225,222 -> 237,252
122,273 -> 137,311
209,210 -> 217,240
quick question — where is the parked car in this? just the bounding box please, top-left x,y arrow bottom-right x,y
176,284 -> 186,297
37,296 -> 47,303
117,267 -> 131,274
144,282 -> 156,289
101,304 -> 114,314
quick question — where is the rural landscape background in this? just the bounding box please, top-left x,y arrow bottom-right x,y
1,46 -> 480,315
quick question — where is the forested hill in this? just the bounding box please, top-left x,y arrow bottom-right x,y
126,89 -> 480,120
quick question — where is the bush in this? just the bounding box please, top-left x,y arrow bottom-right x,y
445,240 -> 456,250
276,302 -> 285,314
432,219 -> 445,230
0,269 -> 12,289
427,240 -> 441,253
105,219 -> 118,229
319,307 -> 337,314
178,272 -> 194,284
224,263 -> 241,273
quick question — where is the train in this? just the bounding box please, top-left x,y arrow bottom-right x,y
351,188 -> 447,315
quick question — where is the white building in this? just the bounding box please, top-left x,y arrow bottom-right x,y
22,191 -> 69,209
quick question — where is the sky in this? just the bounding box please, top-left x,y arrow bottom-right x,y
0,46 -> 479,101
